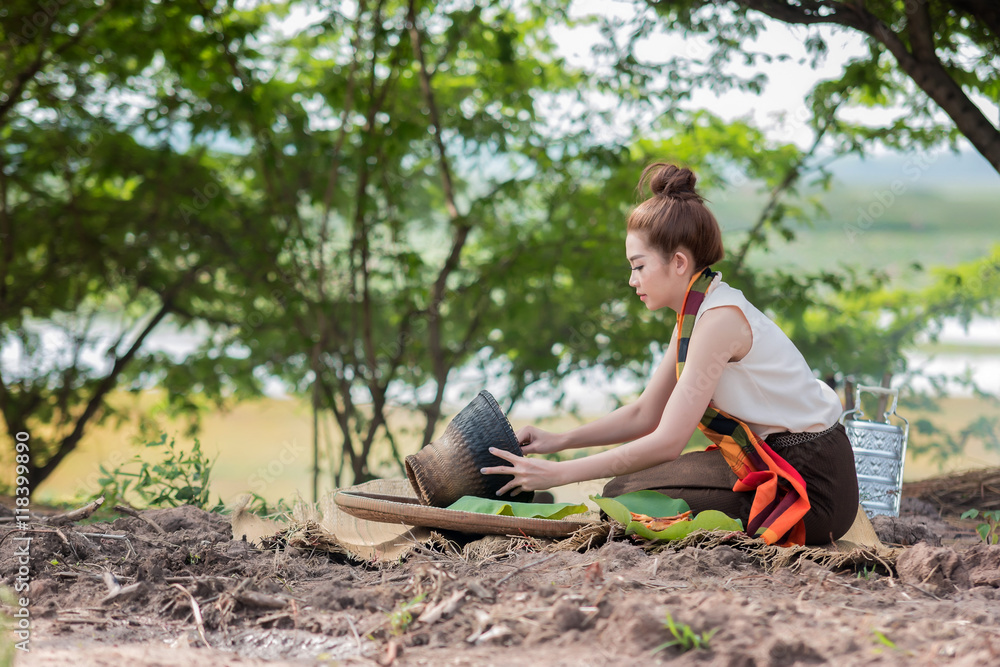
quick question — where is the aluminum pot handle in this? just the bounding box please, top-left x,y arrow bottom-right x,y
849,385 -> 899,424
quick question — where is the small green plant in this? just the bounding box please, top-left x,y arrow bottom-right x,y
0,587 -> 20,666
961,509 -> 1000,544
873,630 -> 897,650
653,613 -> 716,654
98,433 -> 224,512
387,593 -> 426,636
857,565 -> 876,580
244,492 -> 292,519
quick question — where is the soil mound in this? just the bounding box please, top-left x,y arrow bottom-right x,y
2,484 -> 998,665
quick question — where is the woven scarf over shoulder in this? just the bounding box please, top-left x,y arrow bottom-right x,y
676,268 -> 810,546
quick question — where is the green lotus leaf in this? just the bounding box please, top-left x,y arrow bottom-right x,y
447,496 -> 589,520
590,491 -> 690,522
591,492 -> 742,541
628,509 -> 743,541
589,495 -> 633,525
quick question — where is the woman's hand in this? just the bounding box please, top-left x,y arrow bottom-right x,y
515,425 -> 567,455
481,447 -> 564,496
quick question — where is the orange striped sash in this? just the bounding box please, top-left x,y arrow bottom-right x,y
677,269 -> 810,546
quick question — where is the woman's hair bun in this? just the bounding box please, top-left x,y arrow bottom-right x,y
639,162 -> 701,201
627,160 -> 723,268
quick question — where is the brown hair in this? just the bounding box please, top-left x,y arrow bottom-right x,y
626,162 -> 724,269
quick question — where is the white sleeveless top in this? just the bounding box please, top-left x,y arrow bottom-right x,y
689,280 -> 843,437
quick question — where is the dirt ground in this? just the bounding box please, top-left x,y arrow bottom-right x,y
2,492 -> 999,666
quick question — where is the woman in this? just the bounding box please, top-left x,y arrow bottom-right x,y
482,162 -> 859,545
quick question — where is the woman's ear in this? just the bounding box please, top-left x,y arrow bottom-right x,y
672,250 -> 690,275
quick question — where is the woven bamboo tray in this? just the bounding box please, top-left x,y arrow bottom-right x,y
334,490 -> 592,539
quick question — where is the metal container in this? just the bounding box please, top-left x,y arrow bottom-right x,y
840,385 -> 909,518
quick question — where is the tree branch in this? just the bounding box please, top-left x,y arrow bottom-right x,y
30,270 -> 195,487
730,108 -> 835,273
407,0 -> 476,445
735,0 -> 1000,172
407,0 -> 460,220
905,0 -> 936,64
0,1 -> 115,128
739,0 -> 866,30
318,364 -> 362,481
321,0 -> 369,222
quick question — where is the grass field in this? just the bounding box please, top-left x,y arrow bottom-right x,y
23,391 -> 999,509
713,185 -> 999,281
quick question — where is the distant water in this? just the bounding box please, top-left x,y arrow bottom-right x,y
827,149 -> 998,189
505,317 -> 1000,419
3,315 -> 996,420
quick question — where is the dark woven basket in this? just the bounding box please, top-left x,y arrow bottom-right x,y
405,390 -> 534,507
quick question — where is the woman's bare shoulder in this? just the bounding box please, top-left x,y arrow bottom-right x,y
689,305 -> 752,361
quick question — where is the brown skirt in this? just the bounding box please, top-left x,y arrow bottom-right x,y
601,423 -> 859,545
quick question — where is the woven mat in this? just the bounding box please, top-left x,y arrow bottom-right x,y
231,478 -> 432,562
233,486 -> 899,572
638,504 -> 902,572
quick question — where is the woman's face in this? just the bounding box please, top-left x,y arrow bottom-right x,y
625,233 -> 690,312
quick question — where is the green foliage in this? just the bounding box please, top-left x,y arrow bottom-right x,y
0,587 -> 18,666
653,613 -> 716,654
387,593 -> 426,636
242,493 -> 292,520
961,509 -> 1000,545
0,0 -> 279,488
97,433 -> 224,512
737,245 -> 999,382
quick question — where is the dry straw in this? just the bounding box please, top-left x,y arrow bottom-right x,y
903,467 -> 1000,513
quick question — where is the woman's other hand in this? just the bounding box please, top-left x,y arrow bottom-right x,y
515,425 -> 566,455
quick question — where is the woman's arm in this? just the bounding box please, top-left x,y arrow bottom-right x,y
486,307 -> 751,494
519,328 -> 681,455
